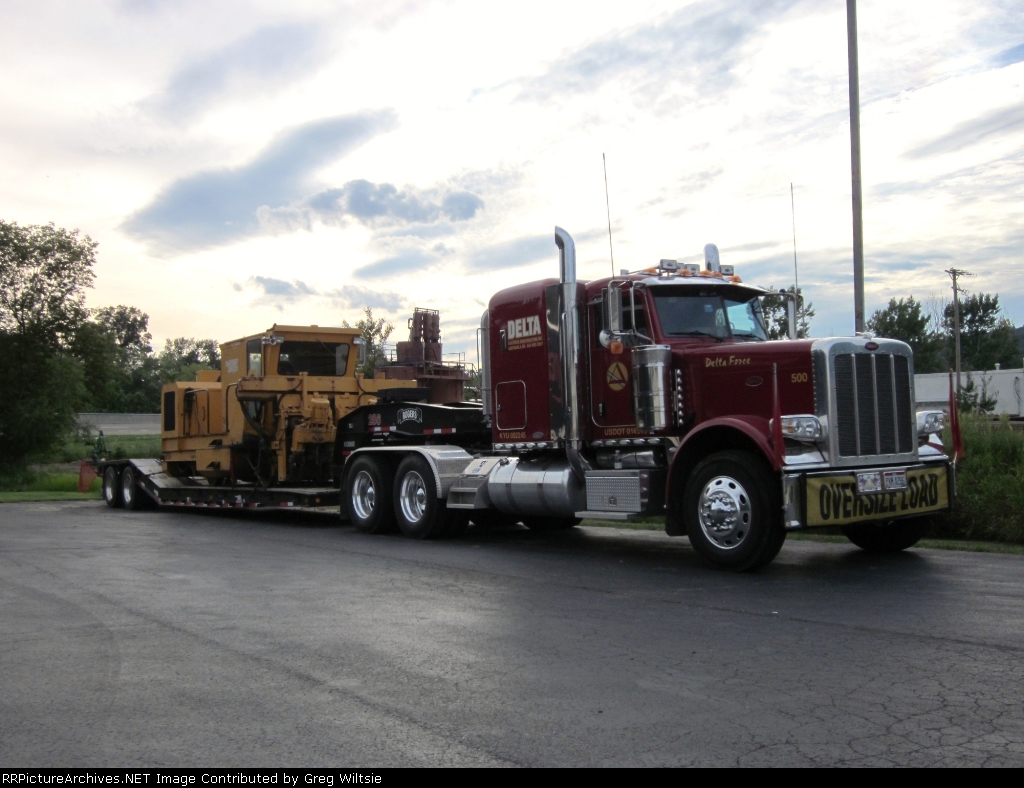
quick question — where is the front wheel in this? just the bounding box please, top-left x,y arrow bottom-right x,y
682,450 -> 785,571
345,456 -> 396,534
842,518 -> 926,553
103,466 -> 122,509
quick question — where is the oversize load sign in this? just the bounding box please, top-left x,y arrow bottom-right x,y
806,466 -> 948,526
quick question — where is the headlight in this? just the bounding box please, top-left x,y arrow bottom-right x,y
916,410 -> 947,435
776,415 -> 823,442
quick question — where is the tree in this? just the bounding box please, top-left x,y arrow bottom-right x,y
942,293 -> 1019,371
0,220 -> 96,469
762,286 -> 814,340
342,307 -> 394,377
0,333 -> 84,472
957,372 -> 997,414
867,296 -> 945,373
94,305 -> 153,364
158,337 -> 221,383
0,220 -> 96,348
72,306 -> 162,412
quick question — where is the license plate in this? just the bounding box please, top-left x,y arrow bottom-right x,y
805,465 -> 948,527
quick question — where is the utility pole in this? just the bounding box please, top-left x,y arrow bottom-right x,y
945,267 -> 974,399
847,0 -> 865,333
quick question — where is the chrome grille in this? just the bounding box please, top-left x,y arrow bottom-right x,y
835,352 -> 914,458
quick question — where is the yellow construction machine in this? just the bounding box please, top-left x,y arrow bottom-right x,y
160,324 -> 413,487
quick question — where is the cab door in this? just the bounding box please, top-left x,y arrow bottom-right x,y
589,295 -> 649,428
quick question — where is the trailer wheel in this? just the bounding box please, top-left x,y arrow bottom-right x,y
842,518 -> 926,553
682,451 -> 784,571
103,466 -> 123,508
345,456 -> 397,534
522,517 -> 580,531
121,466 -> 149,511
393,454 -> 456,539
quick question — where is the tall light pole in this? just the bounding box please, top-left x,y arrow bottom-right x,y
847,0 -> 865,333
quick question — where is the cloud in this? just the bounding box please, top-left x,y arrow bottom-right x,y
465,234 -> 555,272
905,102 -> 1024,158
259,180 -> 485,232
143,24 -> 327,122
241,276 -> 405,313
515,0 -> 799,102
121,111 -> 395,253
994,42 -> 1024,68
352,250 -> 436,280
250,276 -> 316,298
333,285 -> 405,312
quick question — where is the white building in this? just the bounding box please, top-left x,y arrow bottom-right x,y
915,367 -> 1024,416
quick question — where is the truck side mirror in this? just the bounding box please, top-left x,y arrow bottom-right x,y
787,295 -> 797,340
353,337 -> 367,366
604,286 -> 623,334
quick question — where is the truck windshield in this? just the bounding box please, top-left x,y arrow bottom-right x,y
652,288 -> 768,341
277,341 -> 350,376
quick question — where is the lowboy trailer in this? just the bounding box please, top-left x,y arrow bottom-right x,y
100,227 -> 954,571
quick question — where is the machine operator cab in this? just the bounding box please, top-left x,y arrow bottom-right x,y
233,326 -> 362,381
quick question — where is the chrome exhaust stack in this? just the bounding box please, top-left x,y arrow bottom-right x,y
555,227 -> 590,479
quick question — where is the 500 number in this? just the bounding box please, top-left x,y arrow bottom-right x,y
790,372 -> 809,383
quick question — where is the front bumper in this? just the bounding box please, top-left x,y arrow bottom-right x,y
782,461 -> 952,531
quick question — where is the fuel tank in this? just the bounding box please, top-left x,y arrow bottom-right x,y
487,456 -> 585,518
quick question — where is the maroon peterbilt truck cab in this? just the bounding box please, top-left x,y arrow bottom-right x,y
339,228 -> 952,571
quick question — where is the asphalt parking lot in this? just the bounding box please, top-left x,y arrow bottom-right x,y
2,500 -> 1024,767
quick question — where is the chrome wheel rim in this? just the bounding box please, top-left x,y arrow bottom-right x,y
122,471 -> 134,505
697,475 -> 752,550
351,470 -> 377,520
399,471 -> 428,524
104,469 -> 117,502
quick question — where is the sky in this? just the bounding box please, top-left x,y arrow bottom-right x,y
1,0 -> 1022,358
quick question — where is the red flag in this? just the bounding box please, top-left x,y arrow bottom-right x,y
78,460 -> 97,494
948,372 -> 965,462
772,363 -> 785,468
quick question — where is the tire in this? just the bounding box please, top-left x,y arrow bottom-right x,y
121,466 -> 150,511
345,456 -> 396,534
522,516 -> 581,532
682,450 -> 785,572
393,454 -> 459,539
842,518 -> 926,553
103,466 -> 123,509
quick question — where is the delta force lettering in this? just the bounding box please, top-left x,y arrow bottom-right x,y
705,356 -> 751,368
507,315 -> 544,351
806,466 -> 948,526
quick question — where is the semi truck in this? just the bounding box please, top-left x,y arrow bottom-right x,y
98,227 -> 953,571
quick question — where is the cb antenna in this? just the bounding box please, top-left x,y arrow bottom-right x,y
603,152 -> 615,277
790,182 -> 799,295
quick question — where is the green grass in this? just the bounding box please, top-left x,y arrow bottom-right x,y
0,472 -> 102,502
54,433 -> 162,463
0,490 -> 102,503
930,415 -> 1024,544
